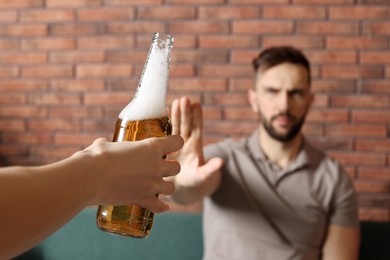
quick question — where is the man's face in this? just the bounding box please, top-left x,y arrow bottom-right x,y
248,62 -> 314,142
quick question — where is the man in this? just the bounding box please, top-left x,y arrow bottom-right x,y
1,135 -> 183,259
169,46 -> 360,259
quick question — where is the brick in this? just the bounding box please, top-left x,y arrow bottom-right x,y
263,6 -> 326,19
359,207 -> 389,222
199,35 -> 259,49
0,39 -> 18,50
231,50 -> 259,64
31,146 -> 79,159
328,151 -> 386,166
173,50 -> 228,63
0,0 -> 43,8
326,124 -> 387,137
199,64 -> 253,77
108,22 -> 165,34
0,94 -> 26,105
356,140 -> 390,152
21,10 -> 74,22
170,64 -> 195,77
311,94 -> 329,108
49,107 -> 103,119
23,65 -> 73,78
0,24 -> 47,37
199,6 -> 260,19
50,50 -> 105,63
169,21 -> 229,34
352,110 -> 390,123
167,0 -> 224,3
50,23 -> 105,36
224,107 -> 257,121
263,36 -> 323,49
202,106 -> 222,120
358,195 -> 390,208
78,36 -> 134,49
0,52 -> 47,64
294,0 -> 353,3
306,109 -> 349,123
170,78 -> 227,92
297,22 -> 358,35
327,36 -> 387,49
359,0 -> 390,4
54,133 -> 101,146
30,93 -> 81,105
106,79 -> 138,91
107,50 -> 148,63
28,119 -> 81,131
106,0 -> 162,4
0,67 -> 19,77
21,38 -> 75,50
233,21 -> 293,34
84,92 -> 129,105
50,79 -> 105,92
0,144 -> 28,156
330,6 -> 390,20
360,51 -> 390,64
322,66 -> 382,79
76,64 -> 133,78
78,8 -> 134,21
0,80 -> 47,91
363,22 -> 390,35
0,11 -> 18,22
204,93 -> 249,106
229,78 -> 254,91
204,121 -> 257,136
3,132 -> 53,145
311,80 -> 356,93
0,119 -> 25,131
228,0 -> 287,3
308,137 -> 353,151
354,181 -> 389,193
168,35 -> 196,48
361,80 -> 390,94
138,6 -> 196,19
359,168 -> 390,180
83,119 -> 116,132
46,0 -> 100,8
306,50 -> 357,64
331,95 -> 388,108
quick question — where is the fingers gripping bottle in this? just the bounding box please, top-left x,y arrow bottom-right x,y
96,33 -> 173,238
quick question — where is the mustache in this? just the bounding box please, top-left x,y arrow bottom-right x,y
271,113 -> 297,122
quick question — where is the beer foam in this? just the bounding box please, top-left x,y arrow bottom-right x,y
119,34 -> 171,120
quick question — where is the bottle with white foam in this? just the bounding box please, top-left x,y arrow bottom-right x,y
96,33 -> 173,238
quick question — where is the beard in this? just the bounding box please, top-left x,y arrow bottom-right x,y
260,111 -> 306,142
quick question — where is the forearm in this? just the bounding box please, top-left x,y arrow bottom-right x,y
0,154 -> 94,259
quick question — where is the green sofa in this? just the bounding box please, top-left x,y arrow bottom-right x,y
15,208 -> 390,260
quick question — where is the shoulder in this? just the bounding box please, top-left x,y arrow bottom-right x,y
204,137 -> 248,161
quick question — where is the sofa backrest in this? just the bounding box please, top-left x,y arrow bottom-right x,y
15,208 -> 203,260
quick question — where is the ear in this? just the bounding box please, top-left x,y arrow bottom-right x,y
248,89 -> 259,113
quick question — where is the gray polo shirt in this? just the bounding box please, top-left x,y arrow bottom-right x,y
203,130 -> 359,260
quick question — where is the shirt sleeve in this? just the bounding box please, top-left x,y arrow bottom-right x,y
328,164 -> 359,228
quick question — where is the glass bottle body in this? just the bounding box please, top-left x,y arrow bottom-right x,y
96,117 -> 171,238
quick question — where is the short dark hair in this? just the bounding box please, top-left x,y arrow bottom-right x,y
252,46 -> 311,85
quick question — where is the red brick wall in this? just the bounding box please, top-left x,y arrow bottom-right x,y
0,0 -> 389,221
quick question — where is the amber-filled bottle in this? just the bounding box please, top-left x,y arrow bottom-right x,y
96,33 -> 173,238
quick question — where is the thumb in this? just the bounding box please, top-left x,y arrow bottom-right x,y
199,157 -> 224,179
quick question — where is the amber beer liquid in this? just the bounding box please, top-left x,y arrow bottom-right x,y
96,117 -> 171,237
96,33 -> 173,238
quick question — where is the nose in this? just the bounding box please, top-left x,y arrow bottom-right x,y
277,91 -> 289,112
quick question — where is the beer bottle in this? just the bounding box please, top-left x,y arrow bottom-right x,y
96,33 -> 174,238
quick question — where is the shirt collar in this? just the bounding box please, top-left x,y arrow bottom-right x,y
245,129 -> 313,170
